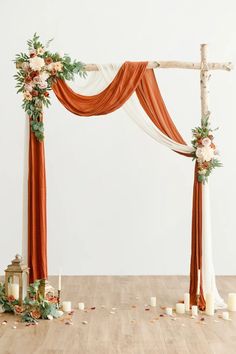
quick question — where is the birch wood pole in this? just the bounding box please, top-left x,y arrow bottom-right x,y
85,61 -> 232,72
200,44 -> 210,124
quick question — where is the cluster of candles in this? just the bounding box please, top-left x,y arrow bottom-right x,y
150,292 -> 236,319
58,274 -> 236,319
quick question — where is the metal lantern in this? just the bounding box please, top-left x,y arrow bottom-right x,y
5,254 -> 29,305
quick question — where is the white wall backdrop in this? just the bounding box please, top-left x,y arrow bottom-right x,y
0,0 -> 235,275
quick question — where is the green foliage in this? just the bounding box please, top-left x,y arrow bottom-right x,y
14,33 -> 87,141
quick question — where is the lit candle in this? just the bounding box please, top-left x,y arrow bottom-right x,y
205,293 -> 214,316
228,293 -> 236,311
184,293 -> 190,311
150,297 -> 156,307
9,283 -> 19,300
165,307 -> 172,316
78,302 -> 85,310
58,273 -> 61,291
222,311 -> 229,320
62,301 -> 71,312
191,305 -> 198,316
176,303 -> 185,314
197,269 -> 200,295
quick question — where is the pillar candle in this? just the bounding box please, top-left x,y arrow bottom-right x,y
150,297 -> 156,307
184,293 -> 190,311
205,293 -> 214,316
222,311 -> 229,320
78,302 -> 85,310
58,274 -> 61,291
228,293 -> 236,311
9,283 -> 19,300
176,303 -> 185,314
197,269 -> 201,295
62,301 -> 72,312
191,305 -> 198,317
165,307 -> 172,316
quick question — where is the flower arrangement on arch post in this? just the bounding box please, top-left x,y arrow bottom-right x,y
14,33 -> 87,141
191,115 -> 222,183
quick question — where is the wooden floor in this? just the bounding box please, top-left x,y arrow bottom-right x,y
0,276 -> 236,354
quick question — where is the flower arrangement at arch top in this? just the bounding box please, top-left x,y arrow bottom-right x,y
192,115 -> 222,183
14,33 -> 87,141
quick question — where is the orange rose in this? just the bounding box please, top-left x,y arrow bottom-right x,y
31,90 -> 39,97
44,91 -> 49,97
30,309 -> 41,319
45,57 -> 53,65
14,305 -> 24,314
8,295 -> 15,302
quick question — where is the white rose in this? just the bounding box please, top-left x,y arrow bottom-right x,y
196,146 -> 214,162
29,56 -> 45,71
38,80 -> 48,89
202,137 -> 211,147
39,71 -> 49,81
47,63 -> 54,71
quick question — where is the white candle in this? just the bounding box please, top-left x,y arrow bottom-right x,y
197,269 -> 201,295
165,307 -> 172,316
62,301 -> 72,312
191,305 -> 198,316
184,293 -> 190,311
228,293 -> 236,311
58,274 -> 61,291
176,303 -> 185,314
222,311 -> 229,320
150,297 -> 156,307
78,302 -> 85,310
9,283 -> 19,300
205,293 -> 214,316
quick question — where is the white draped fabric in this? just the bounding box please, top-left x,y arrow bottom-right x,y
72,64 -> 225,308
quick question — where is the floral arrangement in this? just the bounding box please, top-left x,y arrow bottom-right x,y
14,33 -> 86,141
192,115 -> 222,183
0,280 -> 62,323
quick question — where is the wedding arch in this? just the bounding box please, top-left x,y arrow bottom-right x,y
15,34 -> 232,310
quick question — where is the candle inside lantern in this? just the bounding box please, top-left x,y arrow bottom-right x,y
150,297 -> 156,307
191,305 -> 198,317
62,301 -> 72,312
176,303 -> 185,314
184,293 -> 190,311
9,283 -> 19,300
228,293 -> 236,311
222,311 -> 229,320
205,293 -> 214,316
78,302 -> 85,310
165,307 -> 172,316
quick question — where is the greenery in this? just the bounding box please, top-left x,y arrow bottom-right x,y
192,115 -> 222,183
14,33 -> 87,141
0,280 -> 61,323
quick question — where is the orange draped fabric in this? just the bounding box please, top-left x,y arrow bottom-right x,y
28,126 -> 47,282
29,61 -> 204,308
135,70 -> 205,309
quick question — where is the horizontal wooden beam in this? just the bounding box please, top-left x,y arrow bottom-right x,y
85,60 -> 233,72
